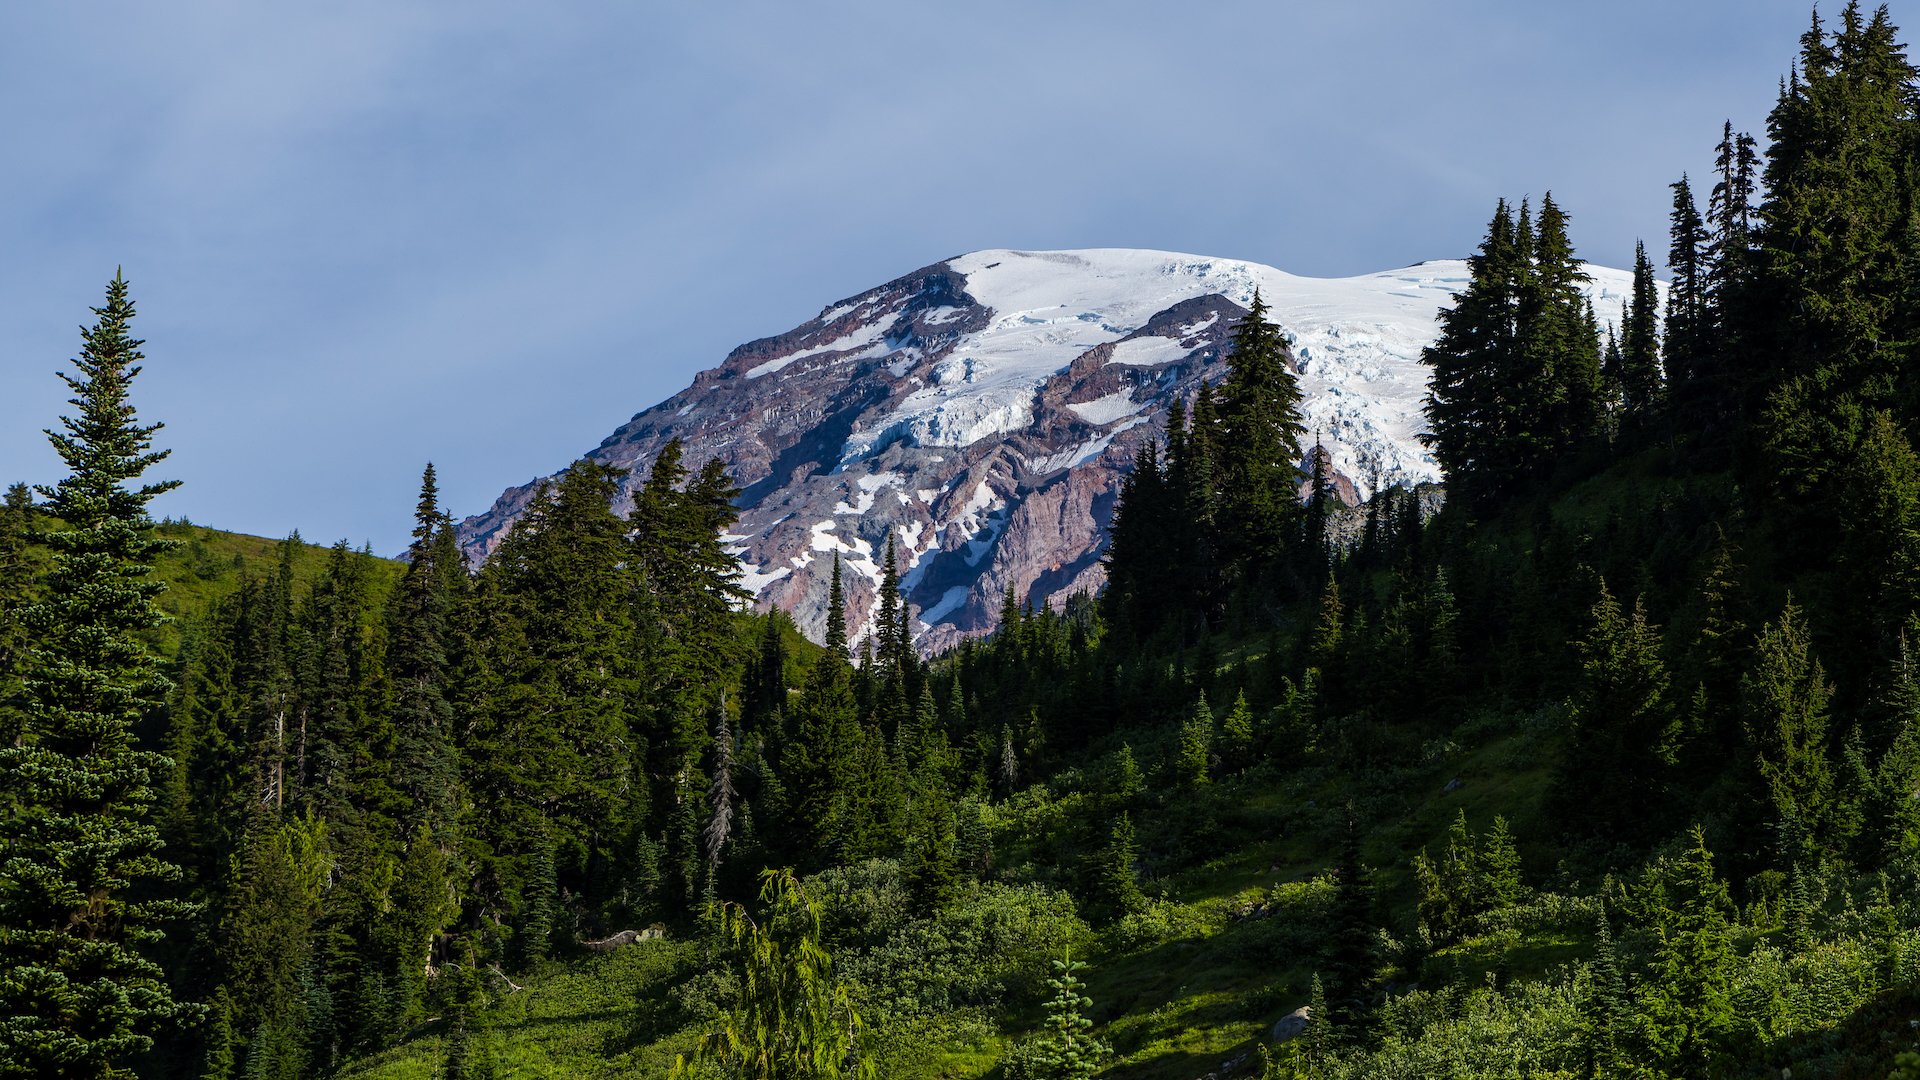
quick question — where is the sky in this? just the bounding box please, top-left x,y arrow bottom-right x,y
0,1 -> 1828,554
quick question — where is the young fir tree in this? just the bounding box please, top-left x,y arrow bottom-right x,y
1477,815 -> 1525,910
1016,948 -> 1108,1080
1634,827 -> 1736,1079
1741,601 -> 1836,851
1583,911 -> 1630,1080
1176,691 -> 1212,787
0,273 -> 201,1077
1321,818 -> 1377,1035
1089,812 -> 1145,921
1557,584 -> 1677,838
1217,690 -> 1255,775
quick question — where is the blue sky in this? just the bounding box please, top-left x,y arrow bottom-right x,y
0,1 -> 1824,553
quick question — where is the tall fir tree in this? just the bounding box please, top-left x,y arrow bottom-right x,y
0,273 -> 200,1076
1215,290 -> 1308,576
1664,174 -> 1711,412
1618,240 -> 1663,416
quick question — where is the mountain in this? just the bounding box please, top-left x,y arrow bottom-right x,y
455,248 -> 1638,652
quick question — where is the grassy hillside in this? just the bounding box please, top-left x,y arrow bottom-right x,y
319,454 -> 1920,1079
146,523 -> 406,655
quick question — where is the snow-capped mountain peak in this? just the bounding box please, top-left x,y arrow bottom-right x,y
456,248 -> 1639,651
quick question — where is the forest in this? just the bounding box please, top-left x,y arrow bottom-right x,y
4,4 -> 1920,1078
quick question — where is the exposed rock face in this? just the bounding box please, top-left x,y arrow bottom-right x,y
456,248 -> 1635,653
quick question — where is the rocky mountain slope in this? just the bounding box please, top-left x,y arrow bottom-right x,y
455,248 -> 1636,652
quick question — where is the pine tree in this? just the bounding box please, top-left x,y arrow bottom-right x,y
1750,6 -> 1919,494
1634,827 -> 1736,1079
1302,436 -> 1336,585
1016,948 -> 1108,1080
1217,690 -> 1255,775
1423,194 -> 1603,508
1102,437 -> 1171,637
387,464 -> 461,838
1558,584 -> 1677,838
1089,813 -> 1145,921
1320,818 -> 1377,1035
0,273 -> 200,1077
1741,601 -> 1836,848
1176,691 -> 1212,787
516,836 -> 558,971
1477,815 -> 1524,910
1664,175 -> 1710,415
1583,912 -> 1629,1079
824,554 -> 848,658
1618,241 -> 1662,415
1216,290 -> 1308,573
1423,199 -> 1522,510
1868,638 -> 1920,860
997,723 -> 1018,796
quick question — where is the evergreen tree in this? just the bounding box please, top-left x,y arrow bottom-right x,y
1089,812 -> 1145,921
1217,690 -> 1255,775
1664,174 -> 1710,409
1176,691 -> 1212,787
743,614 -> 790,737
1750,5 -> 1919,494
1583,912 -> 1629,1080
1618,240 -> 1662,415
1102,437 -> 1171,637
1213,289 -> 1308,577
1423,195 -> 1603,508
1320,818 -> 1377,1034
1741,601 -> 1836,850
1558,584 -> 1677,837
1015,948 -> 1107,1080
1477,815 -> 1524,910
387,464 -> 461,845
0,273 -> 200,1077
1634,827 -> 1736,1079
1302,436 -> 1336,585
1423,199 -> 1522,510
823,554 -> 849,658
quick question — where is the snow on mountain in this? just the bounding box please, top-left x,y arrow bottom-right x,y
456,248 -> 1640,652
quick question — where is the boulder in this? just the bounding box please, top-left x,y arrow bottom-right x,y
1272,1004 -> 1313,1041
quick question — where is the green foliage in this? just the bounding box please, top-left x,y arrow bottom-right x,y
1004,949 -> 1107,1080
1087,813 -> 1146,922
0,273 -> 200,1077
1557,583 -> 1677,838
1421,194 -> 1606,511
1632,827 -> 1737,1079
1743,601 -> 1837,853
1218,691 -> 1256,776
674,868 -> 874,1080
1177,691 -> 1213,788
